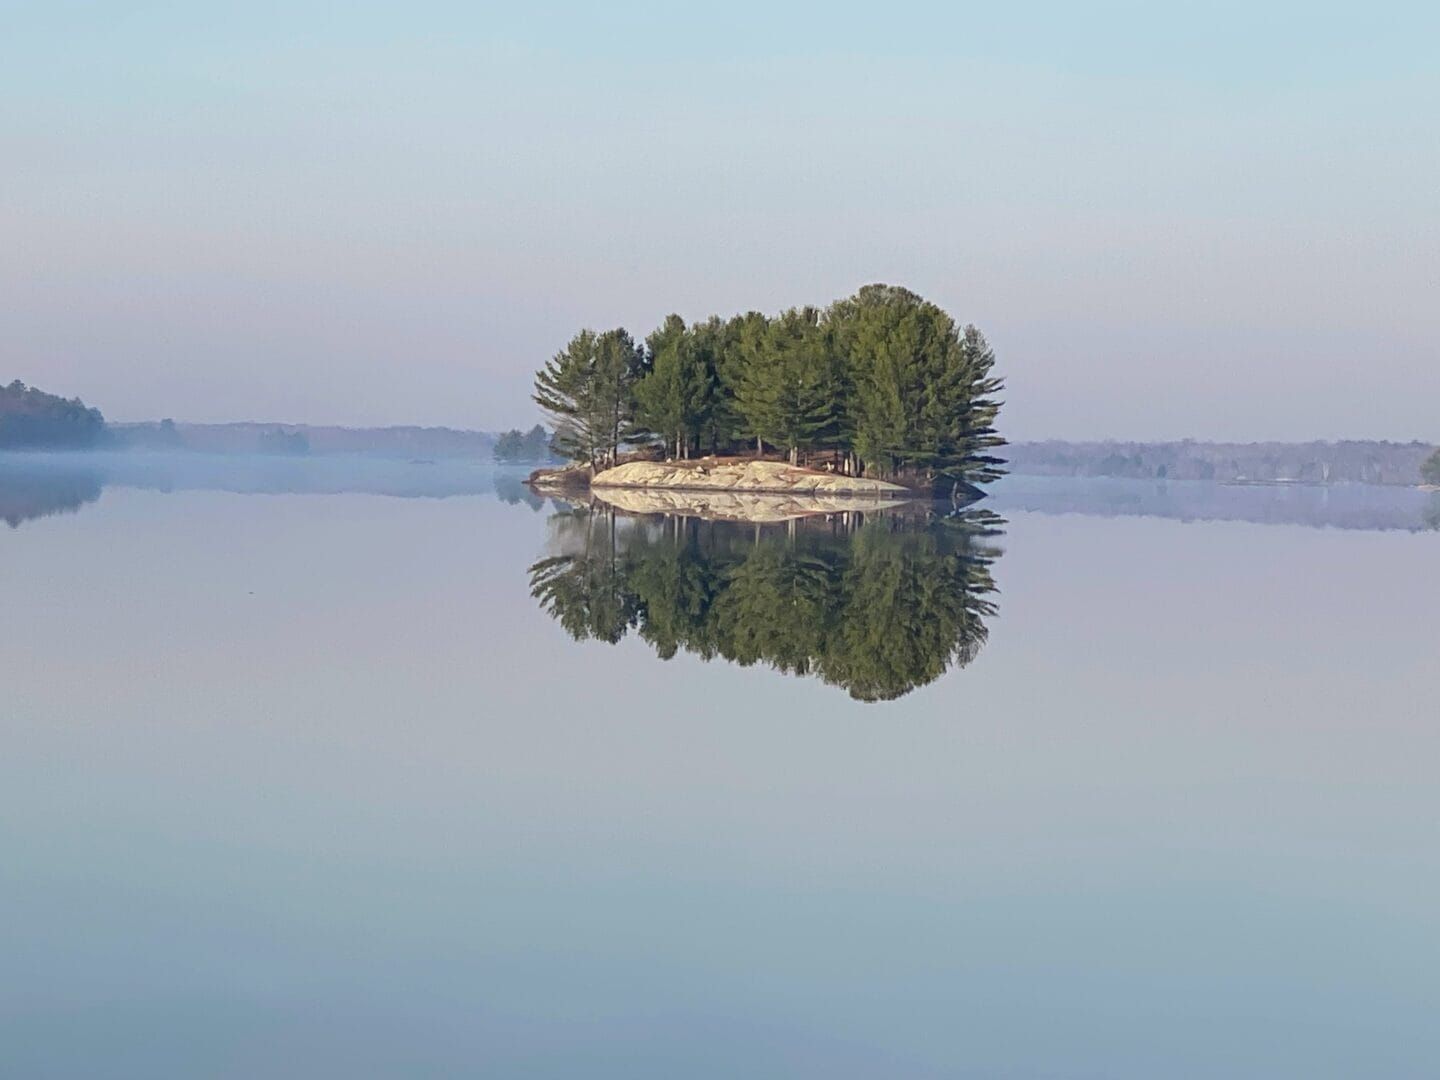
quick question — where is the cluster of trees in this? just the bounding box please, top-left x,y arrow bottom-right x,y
257,428 -> 310,456
0,380 -> 107,449
1007,439 -> 1438,486
532,285 -> 1005,491
494,424 -> 554,463
528,506 -> 1003,701
1423,449 -> 1440,486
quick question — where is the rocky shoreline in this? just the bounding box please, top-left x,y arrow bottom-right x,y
589,484 -> 913,522
529,458 -> 910,497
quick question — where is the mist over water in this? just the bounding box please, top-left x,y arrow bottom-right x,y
2,457 -> 1439,1078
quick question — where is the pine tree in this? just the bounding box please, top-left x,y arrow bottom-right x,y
532,284 -> 1005,490
635,314 -> 714,459
832,284 -> 1005,487
494,429 -> 525,461
735,307 -> 834,464
717,312 -> 770,453
532,329 -> 648,469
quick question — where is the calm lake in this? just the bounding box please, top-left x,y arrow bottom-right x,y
3,454 -> 1438,1078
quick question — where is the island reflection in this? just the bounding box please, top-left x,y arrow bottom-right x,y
529,501 -> 1005,702
0,461 -> 103,528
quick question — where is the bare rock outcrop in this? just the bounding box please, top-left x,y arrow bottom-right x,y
591,459 -> 909,496
591,484 -> 912,522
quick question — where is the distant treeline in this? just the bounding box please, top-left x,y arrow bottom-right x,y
1007,440 -> 1439,487
0,381 -> 107,449
493,424 -> 557,463
533,284 -> 1005,491
114,421 -> 495,459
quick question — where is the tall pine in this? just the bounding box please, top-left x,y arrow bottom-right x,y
533,328 -> 649,470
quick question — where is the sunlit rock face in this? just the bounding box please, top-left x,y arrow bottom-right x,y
592,459 -> 910,497
529,504 -> 1005,702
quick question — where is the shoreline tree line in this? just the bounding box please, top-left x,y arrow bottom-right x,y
0,380 -> 107,449
532,284 -> 1006,491
493,424 -> 555,463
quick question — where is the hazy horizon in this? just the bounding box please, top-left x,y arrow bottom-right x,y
5,2 -> 1437,442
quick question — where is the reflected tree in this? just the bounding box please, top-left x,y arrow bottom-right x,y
0,464 -> 104,528
529,509 -> 640,644
528,506 -> 1003,701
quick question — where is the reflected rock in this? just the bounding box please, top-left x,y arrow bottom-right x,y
591,484 -> 914,523
529,506 -> 1004,702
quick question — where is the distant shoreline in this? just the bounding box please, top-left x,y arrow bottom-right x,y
6,425 -> 1435,487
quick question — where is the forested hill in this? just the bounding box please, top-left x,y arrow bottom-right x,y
0,381 -> 107,448
1006,440 -> 1436,486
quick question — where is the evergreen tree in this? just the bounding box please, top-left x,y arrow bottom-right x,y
522,424 -> 551,460
531,283 -> 1006,490
690,316 -> 742,453
494,429 -> 525,461
832,284 -> 1004,488
494,424 -> 553,463
635,314 -> 713,459
715,312 -> 770,453
735,307 -> 834,464
532,329 -> 649,470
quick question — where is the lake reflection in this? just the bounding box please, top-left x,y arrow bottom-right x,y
4,455 -> 1440,1079
0,459 -> 103,527
530,503 -> 1004,701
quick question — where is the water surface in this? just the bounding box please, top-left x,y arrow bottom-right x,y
2,456 -> 1437,1078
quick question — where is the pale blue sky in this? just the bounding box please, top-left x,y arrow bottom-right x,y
4,1 -> 1437,439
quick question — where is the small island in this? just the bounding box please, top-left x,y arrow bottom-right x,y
527,284 -> 1005,500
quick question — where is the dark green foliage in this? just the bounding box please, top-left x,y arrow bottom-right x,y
634,314 -> 715,459
528,506 -> 1003,701
495,424 -> 553,463
734,307 -> 838,464
1422,448 -> 1440,486
0,380 -> 107,449
534,285 -> 1005,490
829,285 -> 1004,486
528,510 -> 640,643
533,329 -> 650,470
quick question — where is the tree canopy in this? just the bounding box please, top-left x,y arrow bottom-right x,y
532,285 -> 1005,491
1422,448 -> 1440,486
532,329 -> 650,471
0,380 -> 107,449
494,424 -> 554,463
257,427 -> 309,455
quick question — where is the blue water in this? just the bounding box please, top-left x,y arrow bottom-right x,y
2,456 -> 1437,1078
